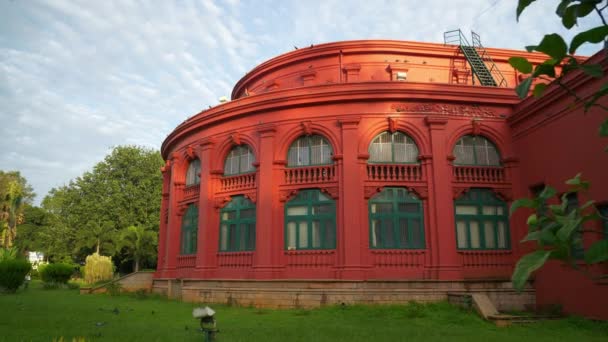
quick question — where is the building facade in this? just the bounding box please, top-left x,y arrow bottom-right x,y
154,39 -> 608,314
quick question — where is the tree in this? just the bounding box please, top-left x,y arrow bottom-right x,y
118,225 -> 157,272
0,171 -> 35,248
509,0 -> 608,290
41,146 -> 163,267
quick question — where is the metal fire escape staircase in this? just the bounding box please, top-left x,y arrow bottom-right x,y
444,30 -> 507,87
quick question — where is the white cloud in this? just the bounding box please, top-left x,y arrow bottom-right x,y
0,0 -> 603,204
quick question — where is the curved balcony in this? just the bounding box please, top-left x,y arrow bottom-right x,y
220,173 -> 256,192
285,165 -> 336,185
367,164 -> 423,182
453,166 -> 506,183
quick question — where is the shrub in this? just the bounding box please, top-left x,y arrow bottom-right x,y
105,281 -> 122,296
39,263 -> 74,284
0,247 -> 19,262
0,259 -> 32,293
83,253 -> 113,284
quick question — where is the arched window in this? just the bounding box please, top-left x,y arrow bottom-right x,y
368,131 -> 419,163
220,196 -> 256,251
285,189 -> 336,250
224,145 -> 255,175
369,188 -> 425,249
454,189 -> 509,250
180,204 -> 198,254
287,135 -> 332,167
453,135 -> 500,166
185,159 -> 201,186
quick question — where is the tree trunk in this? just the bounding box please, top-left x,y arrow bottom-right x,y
134,258 -> 140,272
96,239 -> 100,254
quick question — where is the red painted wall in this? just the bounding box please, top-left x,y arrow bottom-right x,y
155,40 -> 606,318
510,52 -> 608,319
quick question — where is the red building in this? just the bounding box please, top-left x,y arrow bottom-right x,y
154,34 -> 608,315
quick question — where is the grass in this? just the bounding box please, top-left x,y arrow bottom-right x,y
0,281 -> 607,342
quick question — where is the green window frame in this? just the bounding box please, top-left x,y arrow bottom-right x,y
369,187 -> 425,249
565,193 -> 584,259
224,145 -> 256,176
180,204 -> 198,255
219,196 -> 256,252
186,158 -> 201,186
284,189 -> 336,250
455,188 -> 510,250
453,135 -> 501,166
287,135 -> 333,167
368,131 -> 419,164
599,205 -> 608,240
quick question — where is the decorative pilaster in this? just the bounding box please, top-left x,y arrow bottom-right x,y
156,161 -> 172,275
254,124 -> 280,278
196,138 -> 217,274
338,117 -> 366,279
425,116 -> 461,280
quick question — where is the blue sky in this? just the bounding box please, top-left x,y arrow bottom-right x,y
0,0 -> 603,204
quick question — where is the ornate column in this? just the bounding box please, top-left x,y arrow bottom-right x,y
156,160 -> 171,276
196,138 -> 217,276
254,124 -> 280,278
338,117 -> 366,279
425,116 -> 461,280
165,152 -> 183,278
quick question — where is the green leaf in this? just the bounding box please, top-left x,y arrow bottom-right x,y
555,0 -> 571,17
509,57 -> 533,74
533,63 -> 557,78
600,118 -> 608,137
533,83 -> 548,97
565,173 -> 583,185
580,64 -> 604,78
525,45 -> 538,52
570,26 -> 608,54
510,198 -> 537,216
538,185 -> 556,200
584,240 -> 608,264
512,250 -> 552,291
575,2 -> 600,18
527,214 -> 538,226
534,34 -> 568,61
539,228 -> 558,245
521,230 -> 541,242
556,218 -> 582,241
562,5 -> 577,28
580,200 -> 595,210
516,77 -> 533,99
517,0 -> 537,21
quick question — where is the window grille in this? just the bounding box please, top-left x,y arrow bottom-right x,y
224,145 -> 256,175
369,188 -> 425,249
369,132 -> 419,163
186,159 -> 201,186
219,196 -> 256,251
180,204 -> 198,255
287,135 -> 333,167
285,189 -> 336,250
454,189 -> 509,250
453,135 -> 500,166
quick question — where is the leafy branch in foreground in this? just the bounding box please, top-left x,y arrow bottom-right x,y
509,0 -> 608,291
510,174 -> 608,290
511,0 -> 608,139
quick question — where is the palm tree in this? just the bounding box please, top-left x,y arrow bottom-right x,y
118,225 -> 157,272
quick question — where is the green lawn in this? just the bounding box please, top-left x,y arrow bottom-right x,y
0,282 -> 606,342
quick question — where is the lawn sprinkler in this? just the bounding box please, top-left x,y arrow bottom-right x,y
193,306 -> 218,341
